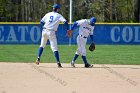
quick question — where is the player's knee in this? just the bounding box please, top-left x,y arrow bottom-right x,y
51,47 -> 58,52
76,49 -> 86,56
40,44 -> 46,48
82,53 -> 86,56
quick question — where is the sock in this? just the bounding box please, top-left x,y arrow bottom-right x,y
37,47 -> 43,58
72,54 -> 79,63
54,51 -> 60,63
81,56 -> 88,65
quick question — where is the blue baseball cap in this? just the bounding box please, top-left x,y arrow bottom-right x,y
53,4 -> 60,9
89,17 -> 96,26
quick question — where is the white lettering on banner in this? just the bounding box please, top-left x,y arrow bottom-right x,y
134,27 -> 140,42
18,26 -> 28,42
6,26 -> 18,42
111,26 -> 120,42
0,25 -> 41,43
122,26 -> 133,42
30,26 -> 41,42
111,26 -> 140,43
0,26 -> 4,42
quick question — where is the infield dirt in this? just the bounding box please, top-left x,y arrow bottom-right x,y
0,63 -> 140,93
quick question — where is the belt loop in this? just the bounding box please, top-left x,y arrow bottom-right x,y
43,27 -> 46,29
80,35 -> 87,38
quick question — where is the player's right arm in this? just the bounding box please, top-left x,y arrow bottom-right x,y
40,20 -> 45,27
40,18 -> 45,30
58,14 -> 69,30
71,22 -> 78,30
40,14 -> 48,27
66,22 -> 78,37
71,19 -> 85,30
64,21 -> 69,30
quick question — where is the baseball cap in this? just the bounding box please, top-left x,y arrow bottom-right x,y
53,4 -> 60,9
89,17 -> 96,26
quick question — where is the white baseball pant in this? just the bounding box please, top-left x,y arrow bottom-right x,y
40,29 -> 58,52
75,35 -> 87,56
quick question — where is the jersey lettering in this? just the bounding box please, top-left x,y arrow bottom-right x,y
49,16 -> 54,23
83,27 -> 92,31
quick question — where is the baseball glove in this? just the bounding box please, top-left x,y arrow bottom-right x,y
66,30 -> 72,37
89,42 -> 95,51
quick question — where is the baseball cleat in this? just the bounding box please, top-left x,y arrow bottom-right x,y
57,63 -> 62,68
35,58 -> 40,65
71,62 -> 75,67
85,63 -> 93,68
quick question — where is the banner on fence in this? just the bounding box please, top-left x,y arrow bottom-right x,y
0,23 -> 140,44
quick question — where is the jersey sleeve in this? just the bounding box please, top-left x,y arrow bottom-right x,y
59,14 -> 67,23
41,14 -> 47,22
71,22 -> 78,30
76,19 -> 86,26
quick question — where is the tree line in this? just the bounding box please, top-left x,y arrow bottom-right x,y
0,0 -> 139,22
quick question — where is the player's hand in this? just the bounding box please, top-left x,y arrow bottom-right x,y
89,42 -> 95,52
66,30 -> 72,38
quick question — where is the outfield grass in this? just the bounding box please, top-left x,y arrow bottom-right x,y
0,45 -> 140,65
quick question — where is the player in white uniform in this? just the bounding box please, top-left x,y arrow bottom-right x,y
35,4 -> 69,67
70,17 -> 96,68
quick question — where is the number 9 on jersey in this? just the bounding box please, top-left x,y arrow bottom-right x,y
49,16 -> 53,23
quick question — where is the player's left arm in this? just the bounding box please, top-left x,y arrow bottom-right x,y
71,22 -> 78,30
90,35 -> 94,43
89,28 -> 95,51
89,27 -> 95,43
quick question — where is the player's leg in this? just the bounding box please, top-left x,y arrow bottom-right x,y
70,36 -> 81,67
79,36 -> 93,68
77,36 -> 88,64
81,56 -> 93,68
49,31 -> 62,68
71,53 -> 79,67
36,30 -> 48,65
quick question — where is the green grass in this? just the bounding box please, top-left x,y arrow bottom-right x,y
0,45 -> 140,65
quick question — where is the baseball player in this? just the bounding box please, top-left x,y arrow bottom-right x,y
35,4 -> 69,68
67,17 -> 96,68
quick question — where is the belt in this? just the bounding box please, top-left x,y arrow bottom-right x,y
43,27 -> 56,31
43,27 -> 47,29
80,35 -> 87,38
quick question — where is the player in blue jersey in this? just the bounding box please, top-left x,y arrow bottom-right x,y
35,4 -> 69,68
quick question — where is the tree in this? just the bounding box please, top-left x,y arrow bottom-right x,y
134,0 -> 140,22
0,0 -> 139,22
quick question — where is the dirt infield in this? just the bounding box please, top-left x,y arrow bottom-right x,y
0,63 -> 139,93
